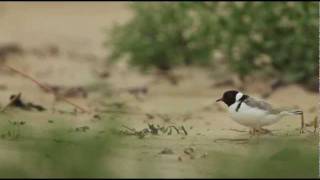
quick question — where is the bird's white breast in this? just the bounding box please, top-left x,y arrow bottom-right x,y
228,101 -> 280,128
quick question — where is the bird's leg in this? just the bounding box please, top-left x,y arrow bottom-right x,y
51,99 -> 57,114
256,128 -> 261,143
255,130 -> 260,143
249,128 -> 253,135
249,128 -> 257,136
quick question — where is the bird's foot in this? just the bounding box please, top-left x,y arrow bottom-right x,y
256,128 -> 272,135
249,128 -> 271,136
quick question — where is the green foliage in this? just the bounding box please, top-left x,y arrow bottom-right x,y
107,2 -> 318,87
0,113 -> 120,178
106,3 -> 216,71
203,137 -> 319,178
208,2 -> 318,87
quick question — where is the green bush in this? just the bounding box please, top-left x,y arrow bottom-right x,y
208,2 -> 318,88
106,3 -> 216,72
106,2 -> 318,87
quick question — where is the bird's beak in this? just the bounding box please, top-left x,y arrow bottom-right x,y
216,98 -> 222,102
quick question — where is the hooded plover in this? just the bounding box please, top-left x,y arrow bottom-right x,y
216,90 -> 302,135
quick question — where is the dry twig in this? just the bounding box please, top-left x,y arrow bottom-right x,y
3,65 -> 89,113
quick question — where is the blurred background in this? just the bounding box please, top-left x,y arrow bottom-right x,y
0,2 -> 318,178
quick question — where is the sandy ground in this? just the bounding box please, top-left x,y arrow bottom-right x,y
0,2 -> 318,178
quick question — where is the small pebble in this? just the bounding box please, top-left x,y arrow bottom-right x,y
184,147 -> 195,155
200,152 -> 208,159
159,148 -> 174,155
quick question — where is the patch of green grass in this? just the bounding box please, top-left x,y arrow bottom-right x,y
205,137 -> 318,178
0,112 -> 121,178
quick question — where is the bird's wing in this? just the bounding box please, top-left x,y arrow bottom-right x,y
243,97 -> 275,112
243,97 -> 302,116
270,107 -> 302,115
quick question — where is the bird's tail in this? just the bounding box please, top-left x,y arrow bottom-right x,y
280,109 -> 303,116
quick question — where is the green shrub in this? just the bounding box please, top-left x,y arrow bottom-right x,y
106,2 -> 318,88
208,2 -> 318,88
106,3 -> 216,72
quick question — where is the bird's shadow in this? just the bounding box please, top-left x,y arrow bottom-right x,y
213,138 -> 250,144
214,128 -> 283,144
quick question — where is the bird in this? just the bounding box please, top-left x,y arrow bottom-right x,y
216,90 -> 303,135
